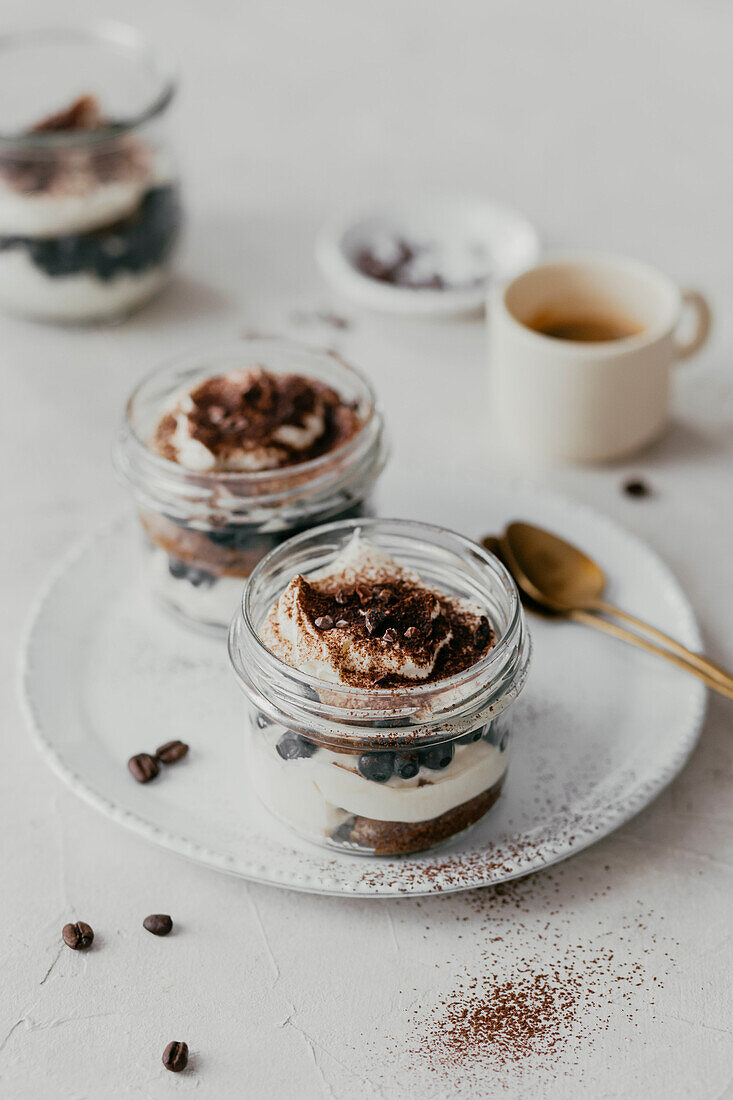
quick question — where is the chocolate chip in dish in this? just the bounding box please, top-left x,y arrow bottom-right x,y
229,519 -> 531,857
114,339 -> 388,632
0,26 -> 180,323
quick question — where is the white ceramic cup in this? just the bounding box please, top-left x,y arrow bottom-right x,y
487,253 -> 711,462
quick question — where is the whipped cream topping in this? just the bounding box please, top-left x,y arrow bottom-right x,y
260,533 -> 493,688
151,367 -> 361,473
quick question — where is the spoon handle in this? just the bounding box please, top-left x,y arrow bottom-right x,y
570,608 -> 733,700
593,599 -> 733,693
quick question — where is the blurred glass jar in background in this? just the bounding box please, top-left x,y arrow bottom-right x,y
0,23 -> 181,323
114,338 -> 389,631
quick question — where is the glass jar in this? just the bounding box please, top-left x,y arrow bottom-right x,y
0,23 -> 180,323
114,338 -> 389,632
228,518 -> 531,856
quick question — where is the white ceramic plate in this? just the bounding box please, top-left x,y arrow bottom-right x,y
20,483 -> 705,897
316,198 -> 540,316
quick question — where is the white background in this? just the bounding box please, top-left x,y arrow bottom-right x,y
2,1 -> 732,1097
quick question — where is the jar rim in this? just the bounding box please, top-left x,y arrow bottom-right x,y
228,517 -> 531,744
0,22 -> 176,148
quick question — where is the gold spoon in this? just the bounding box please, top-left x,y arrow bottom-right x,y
485,526 -> 733,700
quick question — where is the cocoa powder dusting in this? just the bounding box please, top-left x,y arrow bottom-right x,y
278,574 -> 494,689
153,366 -> 362,469
375,868 -> 675,1090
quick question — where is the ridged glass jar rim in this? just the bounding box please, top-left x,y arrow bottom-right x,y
228,518 -> 531,749
113,337 -> 388,523
0,22 -> 176,149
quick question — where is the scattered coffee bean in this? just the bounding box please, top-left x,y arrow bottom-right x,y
62,921 -> 94,951
128,753 -> 160,783
335,619 -> 350,629
404,626 -> 418,639
383,627 -> 399,644
314,615 -> 335,631
623,477 -> 652,498
374,587 -> 392,604
335,589 -> 348,605
143,914 -> 173,936
365,607 -> 388,635
162,1041 -> 189,1073
155,740 -> 189,764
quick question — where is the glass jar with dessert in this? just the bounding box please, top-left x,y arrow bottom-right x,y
228,518 -> 531,857
0,23 -> 180,323
115,338 -> 389,631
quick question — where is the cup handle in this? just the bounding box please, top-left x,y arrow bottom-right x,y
674,288 -> 712,361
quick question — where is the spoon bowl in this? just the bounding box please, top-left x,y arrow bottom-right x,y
504,522 -> 607,611
496,520 -> 733,698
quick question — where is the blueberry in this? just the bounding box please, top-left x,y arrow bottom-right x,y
393,753 -> 419,779
206,526 -> 257,551
420,742 -> 455,770
188,567 -> 215,588
167,558 -> 215,588
456,728 -> 482,745
276,731 -> 317,760
357,753 -> 394,782
206,528 -> 238,548
331,821 -> 355,844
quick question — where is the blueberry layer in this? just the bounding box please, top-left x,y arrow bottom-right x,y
0,184 -> 180,280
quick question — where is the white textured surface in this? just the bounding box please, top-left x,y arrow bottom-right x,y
3,0 -> 732,1097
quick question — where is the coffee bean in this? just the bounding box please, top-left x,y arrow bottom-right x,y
62,921 -> 94,950
143,914 -> 173,936
623,477 -> 652,498
335,589 -> 348,605
383,628 -> 399,644
162,1041 -> 188,1073
314,615 -> 335,631
128,753 -> 160,783
365,608 -> 388,635
404,626 -> 418,639
375,587 -> 393,604
155,741 -> 189,765
335,619 -> 350,629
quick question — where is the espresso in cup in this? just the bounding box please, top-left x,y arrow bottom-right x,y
488,253 -> 711,462
526,309 -> 643,343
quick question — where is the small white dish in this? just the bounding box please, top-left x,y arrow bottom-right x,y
19,478 -> 705,897
316,198 -> 540,317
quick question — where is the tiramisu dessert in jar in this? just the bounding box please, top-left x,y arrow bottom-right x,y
115,339 -> 388,631
0,24 -> 180,322
228,519 -> 531,856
